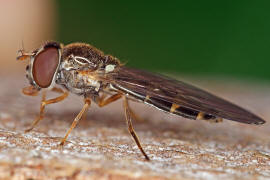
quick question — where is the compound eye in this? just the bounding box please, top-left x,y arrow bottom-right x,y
32,47 -> 59,88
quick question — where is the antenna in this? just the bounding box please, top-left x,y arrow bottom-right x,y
16,39 -> 32,61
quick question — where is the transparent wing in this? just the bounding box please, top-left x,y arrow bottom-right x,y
110,66 -> 265,125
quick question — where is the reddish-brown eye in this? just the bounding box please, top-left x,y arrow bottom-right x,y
32,47 -> 59,88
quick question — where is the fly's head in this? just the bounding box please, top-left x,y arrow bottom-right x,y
17,41 -> 62,95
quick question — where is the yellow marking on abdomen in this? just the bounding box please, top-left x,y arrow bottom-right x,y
196,112 -> 205,120
144,95 -> 150,102
214,118 -> 223,123
170,104 -> 180,113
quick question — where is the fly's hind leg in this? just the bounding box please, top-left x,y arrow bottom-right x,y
60,98 -> 91,145
25,87 -> 68,133
123,96 -> 150,160
129,108 -> 145,123
98,93 -> 149,160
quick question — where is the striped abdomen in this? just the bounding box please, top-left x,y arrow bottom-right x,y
114,84 -> 222,122
144,96 -> 222,122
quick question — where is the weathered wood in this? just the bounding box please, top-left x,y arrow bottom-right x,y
0,76 -> 269,179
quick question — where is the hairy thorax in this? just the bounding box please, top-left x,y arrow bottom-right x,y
56,43 -> 120,97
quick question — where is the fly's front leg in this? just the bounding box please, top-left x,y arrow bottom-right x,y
60,98 -> 91,145
22,86 -> 40,96
123,96 -> 150,160
25,87 -> 68,133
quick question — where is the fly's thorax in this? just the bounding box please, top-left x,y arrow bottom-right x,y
57,62 -> 118,96
56,42 -> 120,96
61,43 -> 120,68
57,67 -> 102,95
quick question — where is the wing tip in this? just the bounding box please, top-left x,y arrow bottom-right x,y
252,119 -> 266,125
245,115 -> 266,125
224,114 -> 266,125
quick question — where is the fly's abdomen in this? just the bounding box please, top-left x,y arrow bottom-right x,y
114,84 -> 222,122
144,96 -> 222,122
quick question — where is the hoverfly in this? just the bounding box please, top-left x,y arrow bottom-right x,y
17,41 -> 266,160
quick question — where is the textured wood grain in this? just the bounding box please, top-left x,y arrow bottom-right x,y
0,76 -> 270,179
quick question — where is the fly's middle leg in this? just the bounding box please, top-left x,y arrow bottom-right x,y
60,98 -> 91,145
98,93 -> 122,107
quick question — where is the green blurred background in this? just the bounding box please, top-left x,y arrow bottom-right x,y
56,1 -> 269,80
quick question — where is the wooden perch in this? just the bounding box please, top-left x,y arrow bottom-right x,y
0,76 -> 269,179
